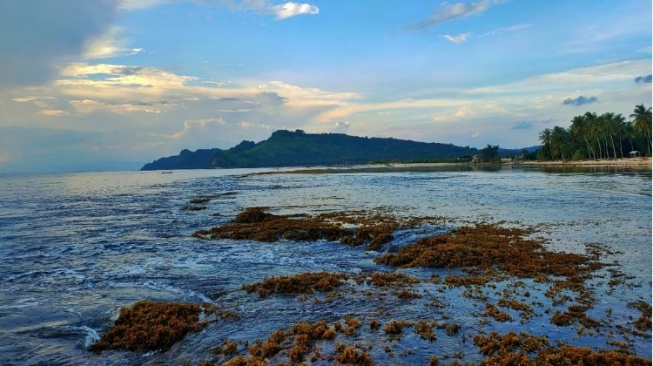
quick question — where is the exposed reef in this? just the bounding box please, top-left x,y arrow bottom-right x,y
192,207 -> 439,250
89,207 -> 651,364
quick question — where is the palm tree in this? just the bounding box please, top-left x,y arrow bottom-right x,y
630,104 -> 652,155
551,126 -> 570,160
584,112 -> 602,159
539,128 -> 553,160
570,115 -> 594,159
612,114 -> 626,159
624,122 -> 638,155
600,112 -> 620,159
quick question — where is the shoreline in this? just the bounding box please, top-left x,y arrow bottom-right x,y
248,157 -> 652,176
382,157 -> 652,170
517,157 -> 651,169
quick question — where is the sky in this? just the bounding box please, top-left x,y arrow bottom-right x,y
0,0 -> 651,173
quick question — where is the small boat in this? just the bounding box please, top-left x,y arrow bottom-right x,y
161,171 -> 173,174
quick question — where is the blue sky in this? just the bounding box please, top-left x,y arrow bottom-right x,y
0,0 -> 650,172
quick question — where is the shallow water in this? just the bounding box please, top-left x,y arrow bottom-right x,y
0,167 -> 650,365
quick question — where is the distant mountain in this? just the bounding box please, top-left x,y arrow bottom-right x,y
498,145 -> 540,155
141,148 -> 221,171
140,130 -> 538,171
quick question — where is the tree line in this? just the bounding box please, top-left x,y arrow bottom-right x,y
537,104 -> 652,161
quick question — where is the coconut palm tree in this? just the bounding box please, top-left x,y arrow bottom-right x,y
600,112 -> 620,159
584,112 -> 602,159
570,115 -> 594,159
630,104 -> 652,155
539,128 -> 553,160
624,122 -> 638,155
612,114 -> 626,159
550,126 -> 570,160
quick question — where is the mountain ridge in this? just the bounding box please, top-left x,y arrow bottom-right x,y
140,130 -> 535,170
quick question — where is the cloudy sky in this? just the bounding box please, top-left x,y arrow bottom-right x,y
0,0 -> 650,172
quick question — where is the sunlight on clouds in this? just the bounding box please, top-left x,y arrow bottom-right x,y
59,63 -> 194,88
169,118 -> 227,139
314,98 -> 466,123
69,99 -> 172,114
12,96 -> 54,103
268,81 -> 360,101
83,27 -> 142,59
238,121 -> 272,129
39,109 -> 67,117
55,62 -> 265,103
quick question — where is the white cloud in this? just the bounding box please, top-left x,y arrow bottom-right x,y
12,96 -> 55,103
207,0 -> 319,19
482,24 -> 531,37
39,109 -> 67,116
59,63 -> 194,88
409,1 -> 497,30
272,2 -> 319,19
69,99 -> 172,114
169,118 -> 227,139
442,33 -> 470,44
468,60 -> 651,96
266,80 -> 360,109
83,27 -> 143,59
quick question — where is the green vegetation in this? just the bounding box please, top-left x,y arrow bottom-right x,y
480,144 -> 500,162
537,104 -> 652,161
210,130 -> 479,168
141,148 -> 221,171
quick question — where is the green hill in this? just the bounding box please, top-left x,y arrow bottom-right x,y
141,148 -> 221,171
211,130 -> 479,168
140,129 -> 482,170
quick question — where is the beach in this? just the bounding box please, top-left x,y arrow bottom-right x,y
379,157 -> 652,170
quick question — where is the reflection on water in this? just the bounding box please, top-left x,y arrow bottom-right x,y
0,167 -> 650,365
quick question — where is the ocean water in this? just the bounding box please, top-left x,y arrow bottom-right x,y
0,166 -> 650,365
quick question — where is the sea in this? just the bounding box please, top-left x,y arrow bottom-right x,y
0,166 -> 651,365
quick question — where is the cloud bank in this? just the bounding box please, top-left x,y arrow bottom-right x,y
0,0 -> 118,89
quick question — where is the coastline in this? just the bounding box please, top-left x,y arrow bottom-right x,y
251,157 -> 652,176
517,157 -> 652,169
383,157 -> 652,170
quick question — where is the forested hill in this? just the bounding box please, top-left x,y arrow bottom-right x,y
140,129 -> 482,170
210,130 -> 480,168
140,148 -> 221,171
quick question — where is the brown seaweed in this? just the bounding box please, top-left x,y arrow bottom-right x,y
89,301 -> 205,353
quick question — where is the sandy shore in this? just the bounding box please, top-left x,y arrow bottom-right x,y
382,157 -> 652,170
518,157 -> 652,169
